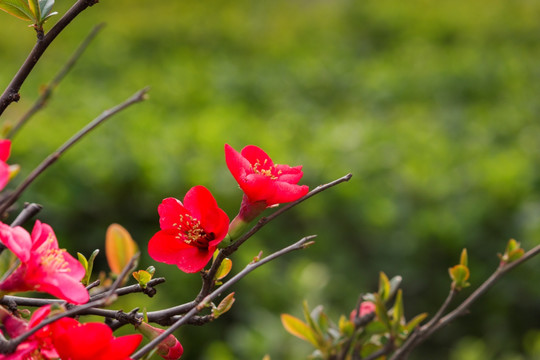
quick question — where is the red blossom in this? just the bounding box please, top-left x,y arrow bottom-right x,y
0,221 -> 89,304
225,144 -> 309,209
0,305 -> 57,360
148,185 -> 229,273
0,139 -> 12,191
49,318 -> 142,360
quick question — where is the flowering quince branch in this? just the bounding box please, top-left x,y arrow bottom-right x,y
389,242 -> 540,360
6,22 -> 106,139
0,0 -> 100,116
0,87 -> 149,215
130,235 -> 317,360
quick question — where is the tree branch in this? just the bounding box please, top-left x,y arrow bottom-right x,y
0,87 -> 149,215
0,0 -> 99,116
6,23 -> 106,139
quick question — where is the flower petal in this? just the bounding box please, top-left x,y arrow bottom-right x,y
225,144 -> 253,183
173,245 -> 215,273
0,139 -> 11,162
148,230 -> 191,265
0,223 -> 32,262
158,198 -> 190,231
241,145 -> 274,168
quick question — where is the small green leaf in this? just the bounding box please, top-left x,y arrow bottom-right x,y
378,272 -> 391,301
311,305 -> 329,334
132,269 -> 153,288
460,248 -> 468,267
77,252 -> 88,272
449,264 -> 470,290
0,0 -> 34,21
392,289 -> 403,325
303,301 -> 323,339
499,239 -> 524,265
388,275 -> 403,300
214,258 -> 232,282
403,313 -> 428,335
374,294 -> 391,332
281,314 -> 320,347
338,314 -> 354,336
212,292 -> 235,318
364,320 -> 388,335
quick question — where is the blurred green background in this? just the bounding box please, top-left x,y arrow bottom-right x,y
2,0 -> 540,358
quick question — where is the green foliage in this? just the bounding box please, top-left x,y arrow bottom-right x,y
0,0 -> 57,30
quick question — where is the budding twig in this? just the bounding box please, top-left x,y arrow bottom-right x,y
0,0 -> 99,116
0,87 -> 149,215
390,243 -> 540,360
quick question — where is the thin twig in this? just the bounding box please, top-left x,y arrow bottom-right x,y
131,235 -> 317,360
6,23 -> 106,139
0,87 -> 149,215
0,0 -> 99,116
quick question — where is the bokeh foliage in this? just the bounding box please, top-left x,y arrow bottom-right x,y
2,0 -> 540,358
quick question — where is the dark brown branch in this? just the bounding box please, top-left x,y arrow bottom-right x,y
0,0 -> 99,116
6,23 -> 106,139
0,87 -> 149,215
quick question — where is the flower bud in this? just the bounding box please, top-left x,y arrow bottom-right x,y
137,322 -> 183,360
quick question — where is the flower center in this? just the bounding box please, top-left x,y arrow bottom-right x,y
252,159 -> 281,180
40,249 -> 70,273
176,214 -> 215,249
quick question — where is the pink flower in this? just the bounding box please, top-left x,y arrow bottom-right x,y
0,220 -> 89,304
350,301 -> 376,322
225,144 -> 309,209
0,305 -> 58,360
148,186 -> 229,273
0,139 -> 13,191
136,322 -> 183,360
50,317 -> 142,360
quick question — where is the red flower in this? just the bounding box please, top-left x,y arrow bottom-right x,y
49,317 -> 142,360
0,305 -> 58,360
225,144 -> 309,209
0,139 -> 13,191
148,186 -> 229,273
0,221 -> 89,304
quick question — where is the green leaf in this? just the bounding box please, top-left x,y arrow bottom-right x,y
0,0 -> 34,21
449,264 -> 470,290
303,301 -> 323,339
378,272 -> 391,301
38,0 -> 54,18
77,252 -> 88,272
85,249 -> 99,285
28,0 -> 39,19
364,320 -> 388,335
403,313 -> 428,335
212,292 -> 235,318
388,275 -> 403,300
311,305 -> 329,334
460,248 -> 468,267
338,314 -> 354,336
392,289 -> 404,334
374,294 -> 391,332
132,269 -> 153,288
281,313 -> 321,348
214,257 -> 232,282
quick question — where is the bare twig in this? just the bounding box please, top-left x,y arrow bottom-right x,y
6,23 -> 106,139
0,0 -> 99,116
131,235 -> 317,360
0,87 -> 149,215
